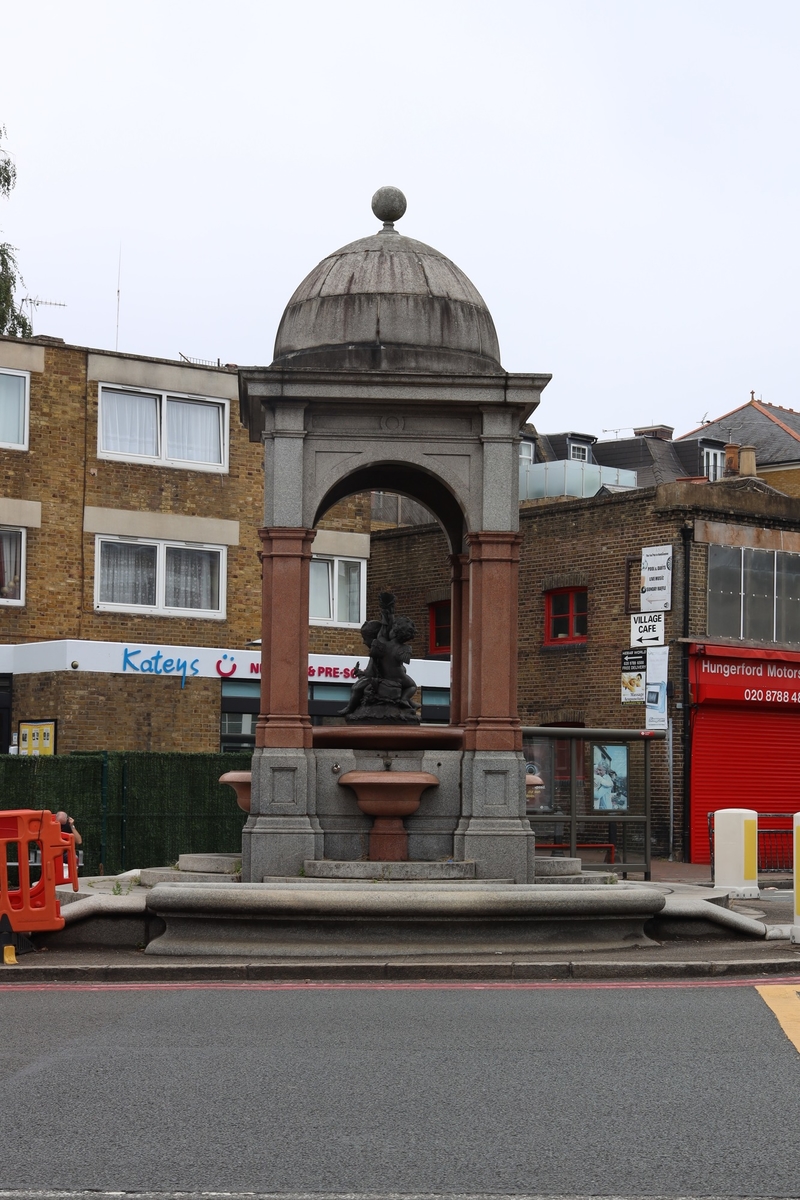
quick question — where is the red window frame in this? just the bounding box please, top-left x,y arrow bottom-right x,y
544,587 -> 588,645
428,600 -> 451,656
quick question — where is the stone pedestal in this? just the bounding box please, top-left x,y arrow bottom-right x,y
243,748 -> 322,882
454,751 -> 535,883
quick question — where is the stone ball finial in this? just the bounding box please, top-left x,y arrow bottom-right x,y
372,186 -> 407,226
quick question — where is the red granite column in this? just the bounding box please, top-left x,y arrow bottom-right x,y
448,552 -> 470,727
462,531 -> 523,753
256,527 -> 315,750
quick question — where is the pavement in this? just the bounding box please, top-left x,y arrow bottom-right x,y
3,859 -> 798,983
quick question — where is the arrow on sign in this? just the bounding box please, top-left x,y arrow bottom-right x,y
634,634 -> 662,644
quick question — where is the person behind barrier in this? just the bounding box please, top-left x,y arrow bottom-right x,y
55,811 -> 82,846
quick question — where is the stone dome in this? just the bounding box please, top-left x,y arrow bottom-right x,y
272,194 -> 502,374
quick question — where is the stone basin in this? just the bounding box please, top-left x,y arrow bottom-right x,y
219,770 -> 252,813
338,770 -> 439,861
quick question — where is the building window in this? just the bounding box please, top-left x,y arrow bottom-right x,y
98,385 -> 229,472
625,555 -> 642,613
702,446 -> 725,482
0,527 -> 24,605
220,679 -> 260,751
95,536 -> 226,618
428,600 -> 451,655
309,556 -> 366,626
707,544 -> 800,644
569,443 -> 589,462
519,440 -> 535,464
544,588 -> 588,644
0,369 -> 29,451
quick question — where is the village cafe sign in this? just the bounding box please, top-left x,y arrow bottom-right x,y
690,644 -> 800,707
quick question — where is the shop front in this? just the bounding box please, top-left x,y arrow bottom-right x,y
689,643 -> 800,861
0,640 -> 451,754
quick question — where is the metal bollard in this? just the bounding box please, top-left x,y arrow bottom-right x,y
713,808 -> 760,899
791,813 -> 800,945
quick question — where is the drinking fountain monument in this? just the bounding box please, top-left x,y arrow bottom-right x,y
144,188 -> 665,954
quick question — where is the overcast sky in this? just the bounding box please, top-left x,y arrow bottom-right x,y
3,1 -> 799,439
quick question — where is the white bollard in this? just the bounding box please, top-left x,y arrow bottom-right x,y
791,813 -> 800,944
713,808 -> 760,899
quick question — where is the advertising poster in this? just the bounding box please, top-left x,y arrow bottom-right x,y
621,649 -> 647,702
640,544 -> 673,611
592,743 -> 629,810
18,720 -> 56,756
645,646 -> 669,731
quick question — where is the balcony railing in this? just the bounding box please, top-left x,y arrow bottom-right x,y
520,460 -> 638,500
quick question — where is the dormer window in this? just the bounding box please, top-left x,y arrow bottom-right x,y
569,443 -> 589,462
702,446 -> 725,482
519,440 -> 535,463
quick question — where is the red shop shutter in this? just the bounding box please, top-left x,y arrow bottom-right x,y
690,706 -> 800,862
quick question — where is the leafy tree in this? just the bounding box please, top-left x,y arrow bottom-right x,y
0,125 -> 32,338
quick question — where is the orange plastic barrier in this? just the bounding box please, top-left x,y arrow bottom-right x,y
0,810 -> 78,934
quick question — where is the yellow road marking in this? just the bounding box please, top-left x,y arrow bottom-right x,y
756,985 -> 800,1052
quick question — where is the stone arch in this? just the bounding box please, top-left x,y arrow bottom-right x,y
313,459 -> 468,555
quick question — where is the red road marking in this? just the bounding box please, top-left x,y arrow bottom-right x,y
1,976 -> 799,992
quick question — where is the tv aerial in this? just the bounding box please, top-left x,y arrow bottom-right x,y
20,296 -> 66,332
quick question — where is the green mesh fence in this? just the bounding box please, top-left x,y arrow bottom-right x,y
0,752 -> 251,875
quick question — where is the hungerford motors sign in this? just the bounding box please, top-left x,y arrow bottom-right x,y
691,646 -> 800,706
0,640 -> 450,689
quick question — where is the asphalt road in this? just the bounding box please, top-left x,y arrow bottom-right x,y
1,980 -> 799,1198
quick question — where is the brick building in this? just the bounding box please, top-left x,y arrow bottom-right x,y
369,470 -> 800,862
0,334 -> 383,753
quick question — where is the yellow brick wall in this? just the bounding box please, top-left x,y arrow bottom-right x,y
13,671 -> 221,753
0,340 -> 264,650
758,468 -> 800,498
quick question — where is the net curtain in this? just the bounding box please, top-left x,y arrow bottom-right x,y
0,530 -> 21,599
101,390 -> 159,457
165,547 -> 219,610
101,391 -> 221,464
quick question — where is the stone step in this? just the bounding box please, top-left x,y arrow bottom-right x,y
178,853 -> 241,874
139,867 -> 239,887
534,873 -> 618,885
303,859 -> 476,881
533,857 -> 582,876
263,876 -> 516,886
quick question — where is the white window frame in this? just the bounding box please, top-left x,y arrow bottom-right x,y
94,535 -> 227,619
519,440 -> 535,463
97,383 -> 229,473
309,555 -> 367,628
0,525 -> 26,606
0,367 -> 30,452
569,442 -> 589,462
702,446 -> 725,482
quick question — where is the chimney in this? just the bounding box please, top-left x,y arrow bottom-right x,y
739,445 -> 757,476
633,425 -> 674,440
724,443 -> 740,476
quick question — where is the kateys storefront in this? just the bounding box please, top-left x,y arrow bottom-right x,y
689,643 -> 800,861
